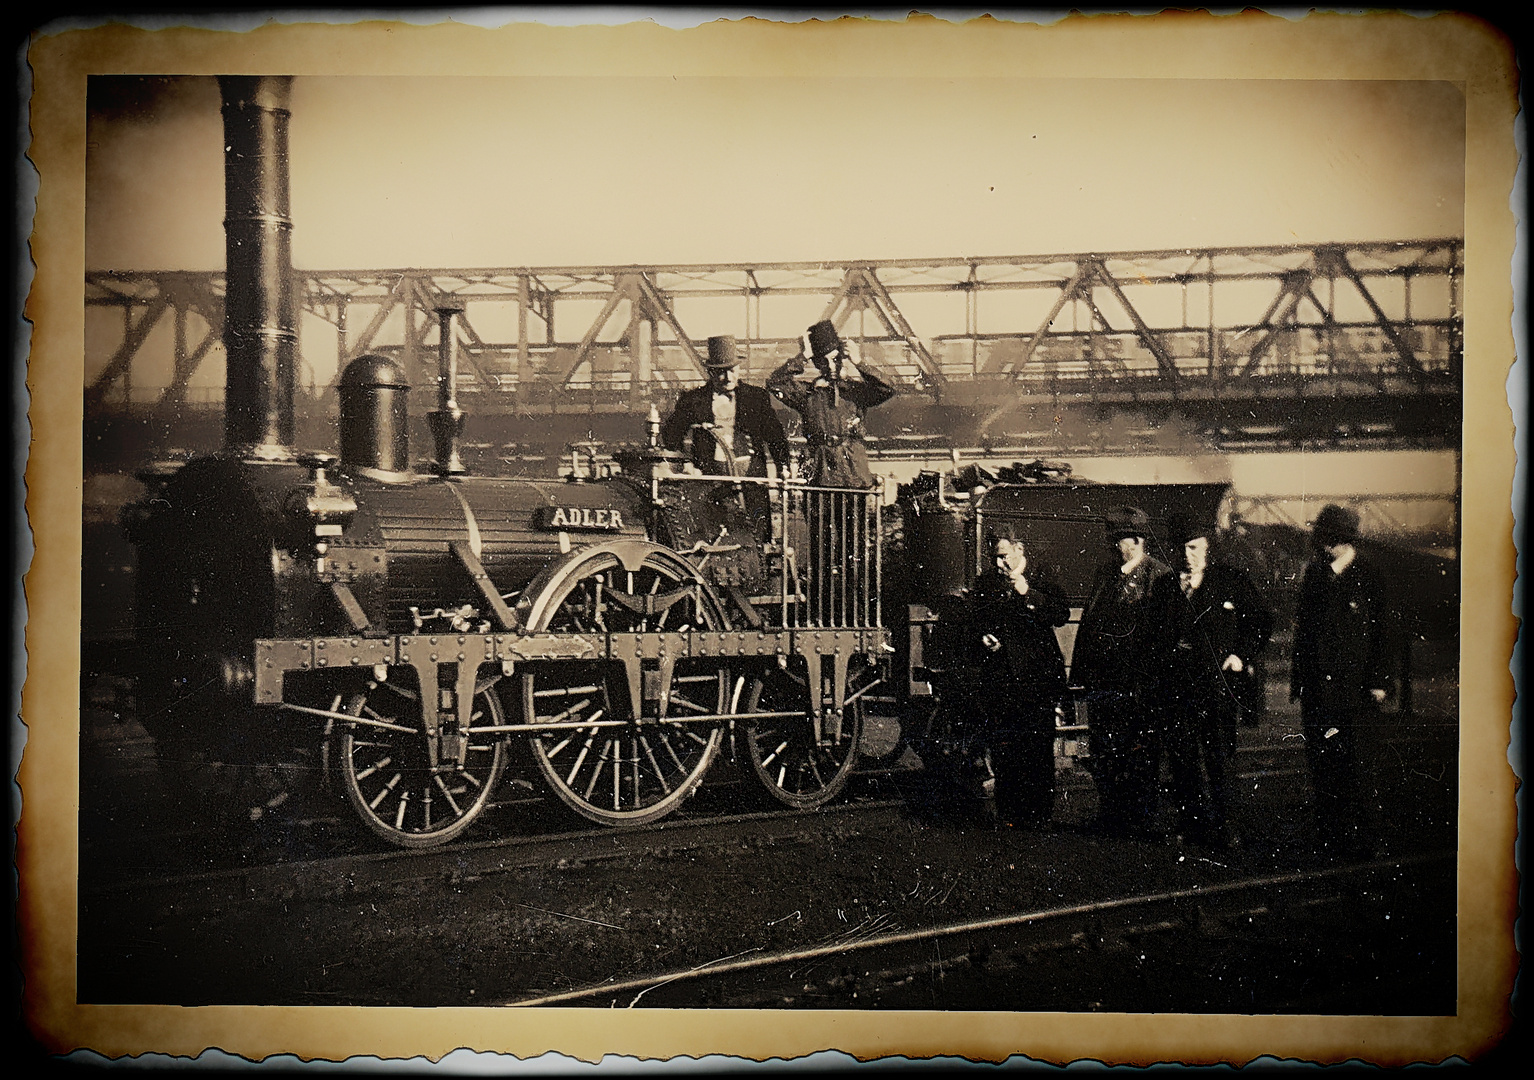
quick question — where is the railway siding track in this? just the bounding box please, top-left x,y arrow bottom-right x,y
501,852 -> 1456,1011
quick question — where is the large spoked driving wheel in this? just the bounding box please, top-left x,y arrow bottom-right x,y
335,670 -> 507,848
743,658 -> 869,810
521,544 -> 729,826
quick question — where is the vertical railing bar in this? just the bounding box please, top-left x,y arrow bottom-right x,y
854,491 -> 864,627
873,494 -> 882,628
834,491 -> 842,628
821,489 -> 830,627
865,493 -> 877,628
824,489 -> 832,627
779,478 -> 791,625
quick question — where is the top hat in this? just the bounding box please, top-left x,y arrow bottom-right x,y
1103,505 -> 1152,541
704,335 -> 740,369
1165,511 -> 1215,549
807,320 -> 842,359
1311,504 -> 1361,544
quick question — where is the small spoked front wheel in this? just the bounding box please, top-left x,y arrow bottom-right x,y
335,670 -> 507,848
742,657 -> 868,810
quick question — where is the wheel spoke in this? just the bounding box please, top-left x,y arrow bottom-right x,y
434,773 -> 464,817
743,661 -> 864,810
524,548 -> 726,825
336,673 -> 506,848
639,735 -> 670,794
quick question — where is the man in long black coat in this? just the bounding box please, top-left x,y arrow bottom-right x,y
1290,504 -> 1394,861
1148,514 -> 1273,851
1073,506 -> 1171,839
662,334 -> 789,480
971,528 -> 1071,827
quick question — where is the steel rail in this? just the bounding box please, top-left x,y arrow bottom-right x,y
502,850 -> 1455,1008
81,795 -> 909,902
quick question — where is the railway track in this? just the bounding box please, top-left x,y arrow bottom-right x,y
80,794 -> 911,911
499,851 -> 1457,1011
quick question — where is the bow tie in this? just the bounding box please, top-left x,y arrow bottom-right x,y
712,389 -> 734,399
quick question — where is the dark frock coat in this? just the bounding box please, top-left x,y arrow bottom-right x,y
970,568 -> 1071,823
1071,555 -> 1171,834
1072,556 -> 1173,695
1146,560 -> 1273,843
1290,554 -> 1394,711
1147,562 -> 1273,717
660,381 -> 788,477
1289,553 -> 1395,856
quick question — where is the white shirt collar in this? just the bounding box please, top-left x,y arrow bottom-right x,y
1120,551 -> 1146,575
1330,545 -> 1357,576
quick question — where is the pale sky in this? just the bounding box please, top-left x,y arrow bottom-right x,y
85,75 -> 1465,272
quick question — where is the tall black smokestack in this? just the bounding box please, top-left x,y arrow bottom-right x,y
219,75 -> 296,459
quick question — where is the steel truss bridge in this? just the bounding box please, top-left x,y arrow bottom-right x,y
86,238 -> 1461,447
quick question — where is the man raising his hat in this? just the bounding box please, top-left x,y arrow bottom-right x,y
662,334 -> 789,481
1290,504 -> 1393,862
767,320 -> 896,489
1147,513 -> 1272,852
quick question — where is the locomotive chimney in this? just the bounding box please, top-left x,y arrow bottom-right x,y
428,301 -> 468,475
219,75 -> 298,460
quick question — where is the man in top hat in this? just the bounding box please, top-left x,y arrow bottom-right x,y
1071,506 -> 1172,839
1147,513 -> 1272,851
662,334 -> 789,481
970,525 -> 1071,828
1290,504 -> 1393,861
766,320 -> 896,489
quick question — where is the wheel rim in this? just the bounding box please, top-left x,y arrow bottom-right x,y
744,659 -> 866,809
337,671 -> 506,848
523,548 -> 727,826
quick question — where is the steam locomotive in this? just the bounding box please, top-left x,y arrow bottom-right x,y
122,340 -> 1231,849
115,76 -> 1235,849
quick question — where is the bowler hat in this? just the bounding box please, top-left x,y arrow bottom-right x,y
704,335 -> 740,369
1166,511 -> 1215,549
807,320 -> 842,358
1311,504 -> 1360,543
1104,505 -> 1152,540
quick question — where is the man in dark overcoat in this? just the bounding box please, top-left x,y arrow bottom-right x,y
1148,514 -> 1273,851
1290,504 -> 1394,861
971,527 -> 1071,828
662,334 -> 789,480
1072,506 -> 1172,839
766,320 -> 896,489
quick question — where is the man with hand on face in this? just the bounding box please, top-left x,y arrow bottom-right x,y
767,320 -> 896,489
1073,506 -> 1172,840
1290,504 -> 1393,862
971,527 -> 1071,828
1148,514 -> 1272,853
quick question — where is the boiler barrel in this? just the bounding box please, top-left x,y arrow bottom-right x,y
351,477 -> 648,631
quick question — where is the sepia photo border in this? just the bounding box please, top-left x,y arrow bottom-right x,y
18,10 -> 1522,1068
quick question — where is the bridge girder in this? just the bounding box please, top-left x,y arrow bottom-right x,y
85,239 -> 1462,438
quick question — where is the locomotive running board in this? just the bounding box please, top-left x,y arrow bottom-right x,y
254,627 -> 890,737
